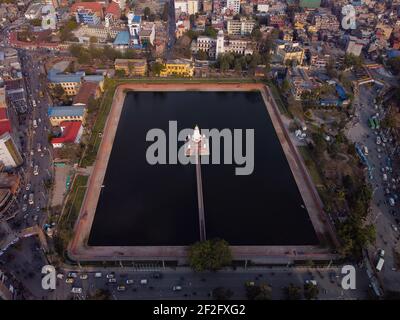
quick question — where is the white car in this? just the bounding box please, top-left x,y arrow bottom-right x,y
126,279 -> 134,285
80,274 -> 88,280
68,272 -> 78,278
25,183 -> 31,191
172,286 -> 182,291
392,224 -> 398,232
106,273 -> 115,279
71,287 -> 82,294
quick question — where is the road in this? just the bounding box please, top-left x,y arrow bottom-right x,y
347,83 -> 400,292
53,265 -> 370,300
166,0 -> 176,60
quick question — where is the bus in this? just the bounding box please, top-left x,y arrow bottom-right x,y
373,117 -> 380,129
368,118 -> 375,129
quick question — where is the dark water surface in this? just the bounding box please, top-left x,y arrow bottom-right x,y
88,91 -> 318,246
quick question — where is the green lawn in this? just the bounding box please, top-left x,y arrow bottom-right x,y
55,175 -> 89,256
298,146 -> 324,186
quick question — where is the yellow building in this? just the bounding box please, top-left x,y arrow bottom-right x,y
47,106 -> 86,126
276,42 -> 305,65
48,81 -> 81,96
114,59 -> 147,76
160,59 -> 194,77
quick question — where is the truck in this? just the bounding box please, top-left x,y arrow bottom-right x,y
376,258 -> 385,272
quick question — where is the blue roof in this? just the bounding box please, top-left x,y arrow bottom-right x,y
48,106 -> 85,117
113,31 -> 130,45
388,50 -> 400,59
84,75 -> 104,82
335,83 -> 347,100
132,15 -> 141,23
48,69 -> 85,84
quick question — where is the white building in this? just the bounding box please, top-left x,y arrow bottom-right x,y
175,0 -> 188,13
188,0 -> 199,15
227,18 -> 255,36
196,30 -> 253,59
226,0 -> 240,14
24,2 -> 43,20
0,133 -> 23,168
257,3 -> 269,13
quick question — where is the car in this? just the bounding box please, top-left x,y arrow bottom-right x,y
106,273 -> 115,279
378,249 -> 385,257
108,278 -> 117,283
94,272 -> 102,278
305,280 -> 317,286
392,224 -> 399,232
140,279 -> 148,285
57,274 -> 64,279
80,274 -> 88,280
36,206 -> 40,212
22,204 -> 27,212
33,215 -> 38,222
126,279 -> 134,285
65,278 -> 74,284
117,285 -> 126,291
71,287 -> 82,294
173,286 -> 182,291
68,272 -> 78,278
25,183 -> 31,191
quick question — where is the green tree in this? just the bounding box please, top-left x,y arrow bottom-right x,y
197,50 -> 208,61
304,283 -> 319,300
188,239 -> 232,272
245,283 -> 272,300
251,27 -> 262,41
284,283 -> 302,300
30,18 -> 42,27
151,62 -> 165,76
387,57 -> 400,75
212,287 -> 233,300
87,289 -> 111,300
144,7 -> 151,20
204,26 -> 217,38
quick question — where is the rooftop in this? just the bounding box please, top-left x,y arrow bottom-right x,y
51,121 -> 82,145
113,31 -> 130,45
48,106 -> 85,118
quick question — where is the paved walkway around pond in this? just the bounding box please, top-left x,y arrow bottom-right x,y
68,83 -> 339,263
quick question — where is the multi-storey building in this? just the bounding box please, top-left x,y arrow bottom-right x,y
312,13 -> 339,31
47,106 -> 86,126
115,59 -> 147,76
188,0 -> 199,15
47,70 -> 84,96
71,2 -> 103,25
195,30 -> 253,59
160,59 -> 194,77
0,132 -> 22,168
226,0 -> 240,14
276,41 -> 305,64
227,18 -> 255,36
